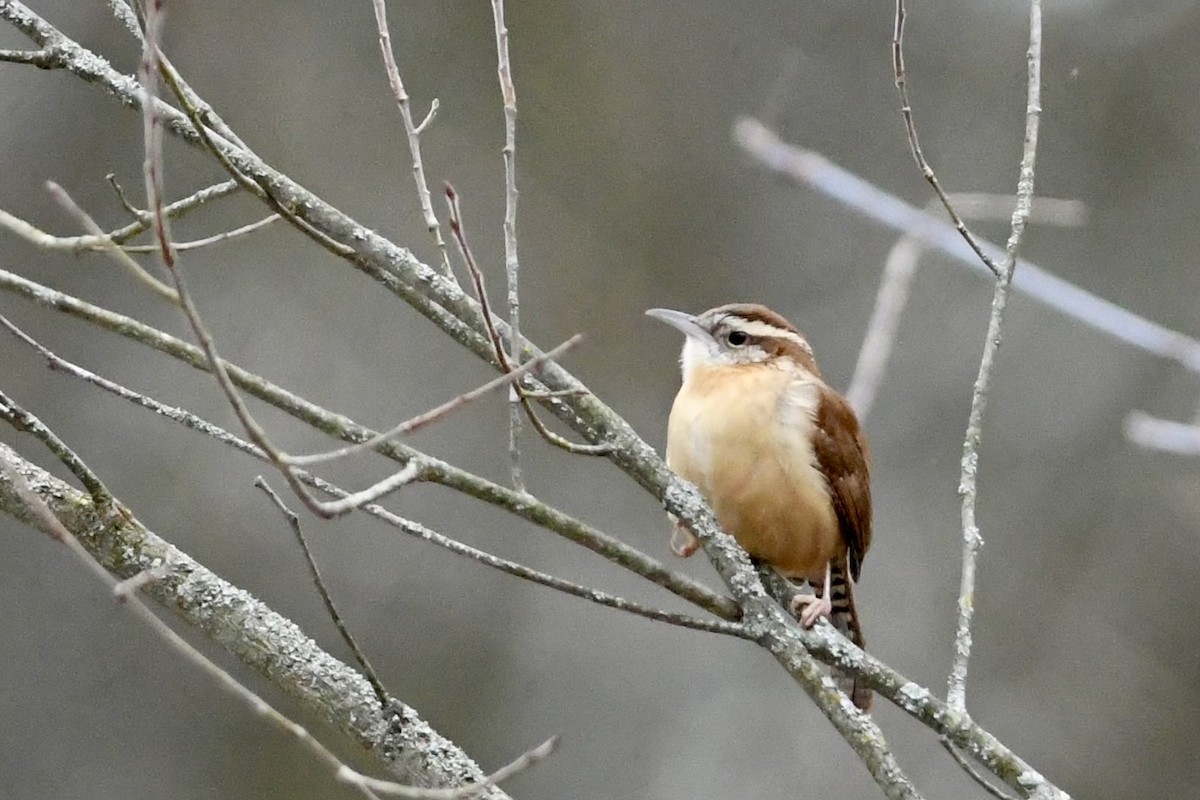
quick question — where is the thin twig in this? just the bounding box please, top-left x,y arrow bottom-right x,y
847,194 -> 1086,420
948,0 -> 1042,713
489,0 -> 526,491
732,118 -> 1200,376
110,0 -> 252,155
122,214 -> 279,252
255,477 -> 390,705
346,736 -> 559,799
134,2 -> 398,520
44,181 -> 178,301
445,185 -> 613,456
138,0 -> 171,268
154,56 -> 357,262
285,335 -> 582,467
106,173 -> 144,217
1124,411 -> 1200,456
893,0 -> 1001,278
941,740 -> 1021,800
369,0 -> 453,282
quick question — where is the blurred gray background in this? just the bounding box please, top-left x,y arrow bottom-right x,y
1,1 -> 1197,798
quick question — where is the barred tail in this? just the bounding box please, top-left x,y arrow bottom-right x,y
830,561 -> 871,712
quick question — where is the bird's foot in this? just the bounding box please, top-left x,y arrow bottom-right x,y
789,592 -> 832,629
669,521 -> 700,558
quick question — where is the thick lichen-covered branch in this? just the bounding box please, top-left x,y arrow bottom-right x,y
0,442 -> 511,799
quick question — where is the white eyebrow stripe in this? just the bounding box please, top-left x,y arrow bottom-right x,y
729,319 -> 812,353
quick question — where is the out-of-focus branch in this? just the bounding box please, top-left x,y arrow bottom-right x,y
1125,411 -> 1200,456
732,117 -> 1200,376
847,195 -> 1086,421
0,442 -> 514,799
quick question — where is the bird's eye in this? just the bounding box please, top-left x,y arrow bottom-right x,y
726,330 -> 748,346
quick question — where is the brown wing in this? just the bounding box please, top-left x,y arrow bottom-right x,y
813,386 -> 872,580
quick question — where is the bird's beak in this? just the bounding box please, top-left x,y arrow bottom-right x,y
645,308 -> 711,342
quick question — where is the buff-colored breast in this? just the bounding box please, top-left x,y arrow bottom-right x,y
665,363 -> 843,582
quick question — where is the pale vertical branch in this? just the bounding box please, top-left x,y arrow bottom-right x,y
490,0 -> 525,491
846,233 -> 923,420
369,0 -> 453,281
947,0 -> 1042,712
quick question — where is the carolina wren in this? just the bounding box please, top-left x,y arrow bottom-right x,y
648,303 -> 872,710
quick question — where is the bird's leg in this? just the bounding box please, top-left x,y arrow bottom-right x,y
789,560 -> 833,628
668,514 -> 701,558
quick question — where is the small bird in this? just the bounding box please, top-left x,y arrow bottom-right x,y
647,303 -> 873,710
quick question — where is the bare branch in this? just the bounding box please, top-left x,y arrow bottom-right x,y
489,0 -> 526,489
664,484 -> 925,800
892,0 -> 1001,278
285,335 -> 583,467
0,443 -> 513,799
370,0 -> 454,281
445,185 -> 613,456
948,0 -> 1042,713
0,45 -> 56,66
754,568 -> 1070,800
0,390 -> 112,505
155,58 -> 359,261
941,740 -> 1021,800
255,477 -> 390,705
122,214 -> 278,253
43,180 -> 179,301
348,736 -> 559,799
112,565 -> 171,599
